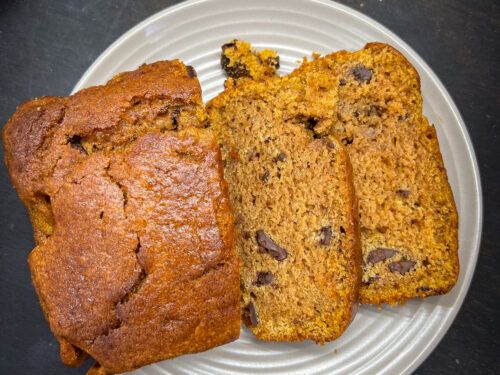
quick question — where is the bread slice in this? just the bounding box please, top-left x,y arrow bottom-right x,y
217,40 -> 459,305
304,43 -> 459,304
2,61 -> 240,374
206,59 -> 361,342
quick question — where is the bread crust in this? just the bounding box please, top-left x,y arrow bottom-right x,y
2,61 -> 240,373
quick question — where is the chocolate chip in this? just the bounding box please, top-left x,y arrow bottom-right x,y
66,135 -> 87,155
397,190 -> 409,198
319,226 -> 333,246
367,248 -> 399,264
319,86 -> 327,90
276,153 -> 286,162
388,260 -> 416,274
243,232 -> 251,240
248,302 -> 258,326
350,65 -> 372,83
327,142 -> 335,148
253,271 -> 273,286
398,114 -> 408,121
339,226 -> 346,234
171,108 -> 180,130
306,118 -> 318,131
292,318 -> 300,324
339,78 -> 346,86
416,286 -> 432,292
264,137 -> 273,143
262,171 -> 269,182
265,56 -> 280,70
186,65 -> 196,78
256,230 -> 288,261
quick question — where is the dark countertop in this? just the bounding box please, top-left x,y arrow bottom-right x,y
0,0 -> 498,374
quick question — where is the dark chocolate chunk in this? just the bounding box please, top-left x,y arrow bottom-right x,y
397,190 -> 410,198
256,230 -> 288,261
367,248 -> 399,264
339,78 -> 347,86
253,271 -> 274,286
388,260 -> 416,274
171,108 -> 180,130
306,117 -> 318,131
186,65 -> 196,78
319,226 -> 333,246
262,171 -> 269,182
66,135 -> 87,155
327,142 -> 335,148
350,65 -> 373,83
265,56 -> 280,70
276,153 -> 286,162
248,302 -> 258,326
339,226 -> 346,234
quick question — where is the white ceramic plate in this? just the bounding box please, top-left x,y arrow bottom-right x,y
73,0 -> 482,374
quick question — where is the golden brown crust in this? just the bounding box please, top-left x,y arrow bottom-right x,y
3,61 -> 240,373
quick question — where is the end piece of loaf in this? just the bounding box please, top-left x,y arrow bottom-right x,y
2,61 -> 240,374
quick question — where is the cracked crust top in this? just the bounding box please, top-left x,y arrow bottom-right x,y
2,61 -> 240,374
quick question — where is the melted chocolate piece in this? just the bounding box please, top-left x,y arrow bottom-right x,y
389,260 -> 416,274
367,248 -> 399,264
320,226 -> 333,246
350,65 -> 372,83
253,271 -> 274,286
256,230 -> 288,261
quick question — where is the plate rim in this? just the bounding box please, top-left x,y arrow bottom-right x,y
72,0 -> 484,373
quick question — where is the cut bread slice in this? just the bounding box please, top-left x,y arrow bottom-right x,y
207,60 -> 361,342
302,43 -> 459,305
216,40 -> 459,306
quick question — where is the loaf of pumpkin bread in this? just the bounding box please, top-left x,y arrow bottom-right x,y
2,61 -> 240,374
